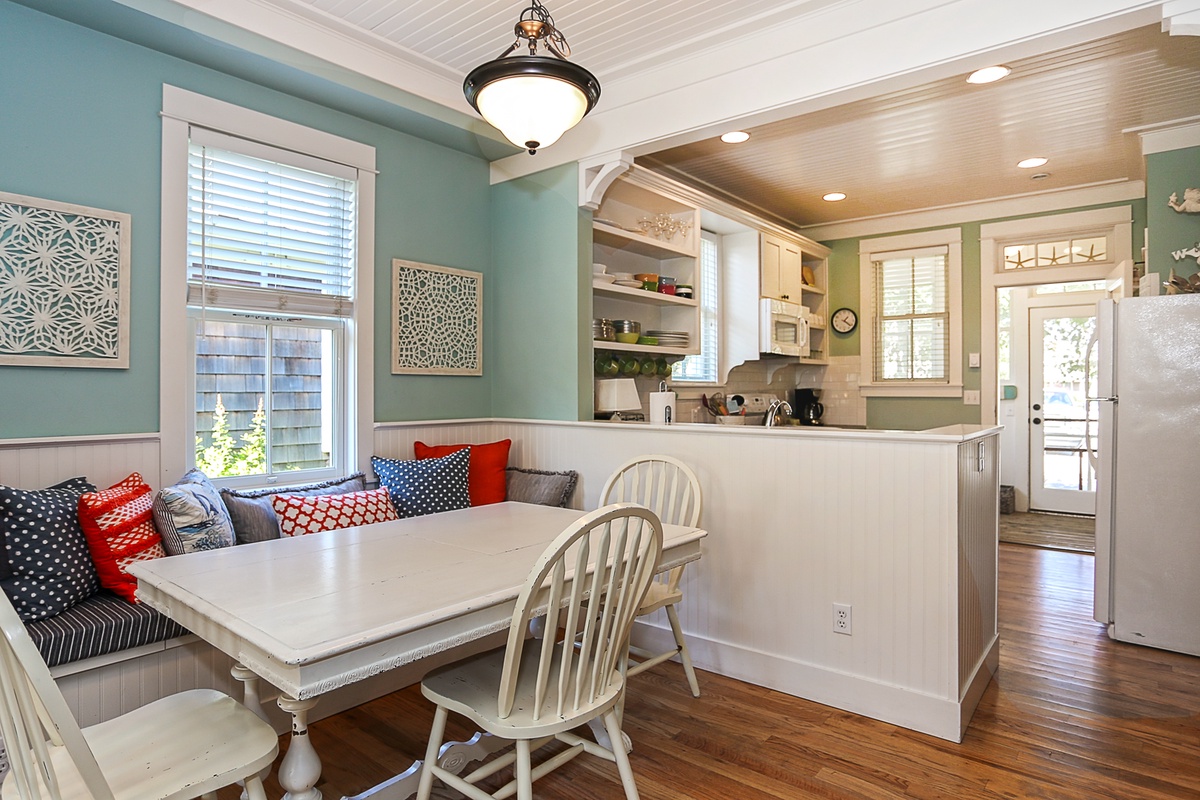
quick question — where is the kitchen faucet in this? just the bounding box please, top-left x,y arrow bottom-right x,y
764,399 -> 792,427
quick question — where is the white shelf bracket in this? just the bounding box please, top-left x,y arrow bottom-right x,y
578,152 -> 634,210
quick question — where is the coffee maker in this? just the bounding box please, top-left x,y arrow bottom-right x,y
790,388 -> 824,426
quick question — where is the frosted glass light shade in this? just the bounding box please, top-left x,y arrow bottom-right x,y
465,55 -> 600,154
475,76 -> 588,152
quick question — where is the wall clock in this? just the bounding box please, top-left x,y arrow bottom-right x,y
831,307 -> 858,334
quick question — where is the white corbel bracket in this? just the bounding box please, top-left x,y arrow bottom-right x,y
578,152 -> 634,210
1163,1 -> 1200,35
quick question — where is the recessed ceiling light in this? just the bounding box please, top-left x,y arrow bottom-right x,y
720,131 -> 750,144
967,65 -> 1011,84
1018,157 -> 1049,169
822,192 -> 847,202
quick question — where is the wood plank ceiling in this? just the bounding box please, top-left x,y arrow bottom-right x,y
268,4 -> 1199,227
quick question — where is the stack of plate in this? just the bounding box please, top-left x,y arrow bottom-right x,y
592,318 -> 615,342
646,330 -> 689,348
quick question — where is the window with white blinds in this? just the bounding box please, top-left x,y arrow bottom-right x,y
873,246 -> 950,382
672,232 -> 719,383
187,128 -> 356,317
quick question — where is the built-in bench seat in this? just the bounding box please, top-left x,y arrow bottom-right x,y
26,589 -> 187,668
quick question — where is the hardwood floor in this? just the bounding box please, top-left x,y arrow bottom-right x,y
999,511 -> 1095,553
235,544 -> 1200,800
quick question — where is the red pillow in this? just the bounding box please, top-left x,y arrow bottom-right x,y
77,473 -> 166,603
414,439 -> 511,506
271,488 -> 398,537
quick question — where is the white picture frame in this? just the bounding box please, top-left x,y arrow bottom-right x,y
0,191 -> 131,368
391,259 -> 483,376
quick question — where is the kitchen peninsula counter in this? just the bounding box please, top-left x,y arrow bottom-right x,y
373,417 -> 1001,742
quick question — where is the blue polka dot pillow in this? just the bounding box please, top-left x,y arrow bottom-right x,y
371,448 -> 470,519
0,477 -> 101,621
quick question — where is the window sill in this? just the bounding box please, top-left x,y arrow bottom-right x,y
859,383 -> 963,398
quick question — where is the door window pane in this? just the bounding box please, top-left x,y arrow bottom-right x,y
1039,315 -> 1097,491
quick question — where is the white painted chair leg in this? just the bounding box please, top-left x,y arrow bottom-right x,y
416,706 -> 448,800
244,775 -> 269,800
515,739 -> 533,800
666,604 -> 701,697
602,711 -> 641,800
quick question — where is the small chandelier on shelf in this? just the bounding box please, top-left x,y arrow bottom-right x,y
463,0 -> 601,155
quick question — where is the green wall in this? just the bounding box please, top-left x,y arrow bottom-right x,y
821,199 -> 1148,431
489,164 -> 591,420
1146,145 -> 1200,281
0,2 -> 493,438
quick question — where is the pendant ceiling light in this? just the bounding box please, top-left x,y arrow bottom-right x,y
464,1 -> 601,155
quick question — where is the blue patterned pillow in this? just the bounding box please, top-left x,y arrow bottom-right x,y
153,469 -> 236,556
372,449 -> 470,519
0,477 -> 101,621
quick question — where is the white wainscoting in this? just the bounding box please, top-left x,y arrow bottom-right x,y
1,424 -> 997,741
375,419 -> 1000,741
0,432 -> 161,490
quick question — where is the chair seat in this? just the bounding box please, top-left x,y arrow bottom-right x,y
422,641 -> 624,741
637,581 -> 683,615
1,689 -> 279,800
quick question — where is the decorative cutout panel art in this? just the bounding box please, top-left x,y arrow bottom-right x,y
0,192 -> 130,368
391,259 -> 483,375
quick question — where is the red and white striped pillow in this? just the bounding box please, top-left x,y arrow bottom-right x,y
271,488 -> 398,536
77,473 -> 166,603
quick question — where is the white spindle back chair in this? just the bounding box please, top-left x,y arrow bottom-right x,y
600,454 -> 703,696
416,503 -> 663,800
0,591 -> 277,800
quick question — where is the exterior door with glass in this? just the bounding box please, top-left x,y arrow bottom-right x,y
1028,304 -> 1098,514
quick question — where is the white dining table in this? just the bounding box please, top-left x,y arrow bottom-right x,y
129,501 -> 706,800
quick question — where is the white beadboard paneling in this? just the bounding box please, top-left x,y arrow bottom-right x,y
374,419 -> 1000,740
0,433 -> 161,490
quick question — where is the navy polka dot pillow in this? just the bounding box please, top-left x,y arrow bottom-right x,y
371,449 -> 470,519
0,477 -> 101,621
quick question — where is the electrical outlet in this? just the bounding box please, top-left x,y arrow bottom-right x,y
833,603 -> 852,635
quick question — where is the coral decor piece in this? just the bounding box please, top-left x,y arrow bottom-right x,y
0,191 -> 130,367
1167,188 -> 1200,213
391,259 -> 483,375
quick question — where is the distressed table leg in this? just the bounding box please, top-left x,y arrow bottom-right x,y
278,694 -> 323,800
341,732 -> 510,800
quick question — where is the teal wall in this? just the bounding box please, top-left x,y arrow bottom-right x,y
821,199 -> 1148,431
1146,145 -> 1200,281
0,2 -> 493,438
489,164 -> 591,420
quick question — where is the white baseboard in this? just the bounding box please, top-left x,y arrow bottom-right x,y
631,620 -> 985,743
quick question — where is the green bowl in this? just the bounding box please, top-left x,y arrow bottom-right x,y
637,336 -> 658,346
615,332 -> 640,344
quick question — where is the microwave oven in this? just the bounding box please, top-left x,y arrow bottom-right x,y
759,298 -> 810,357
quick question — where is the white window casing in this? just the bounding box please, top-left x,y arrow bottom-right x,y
859,228 -> 963,398
160,85 -> 376,487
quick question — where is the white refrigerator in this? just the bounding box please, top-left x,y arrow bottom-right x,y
1093,294 -> 1200,657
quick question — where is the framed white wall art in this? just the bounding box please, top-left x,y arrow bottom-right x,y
0,191 -> 131,368
391,259 -> 482,375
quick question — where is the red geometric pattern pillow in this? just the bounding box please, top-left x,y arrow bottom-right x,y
77,473 -> 166,603
271,488 -> 398,537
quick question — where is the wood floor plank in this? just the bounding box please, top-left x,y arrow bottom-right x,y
219,544 -> 1200,799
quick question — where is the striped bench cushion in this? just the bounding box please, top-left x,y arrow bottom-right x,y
25,591 -> 188,668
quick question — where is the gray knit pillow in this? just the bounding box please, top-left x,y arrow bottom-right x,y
505,468 -> 578,508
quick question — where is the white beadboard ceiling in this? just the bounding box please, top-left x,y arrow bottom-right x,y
641,24 -> 1200,228
92,1 -> 1200,227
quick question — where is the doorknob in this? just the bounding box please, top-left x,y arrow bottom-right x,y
1032,417 -> 1042,425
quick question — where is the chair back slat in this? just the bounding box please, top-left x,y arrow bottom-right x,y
600,455 -> 702,528
497,504 -> 662,721
0,593 -> 116,800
